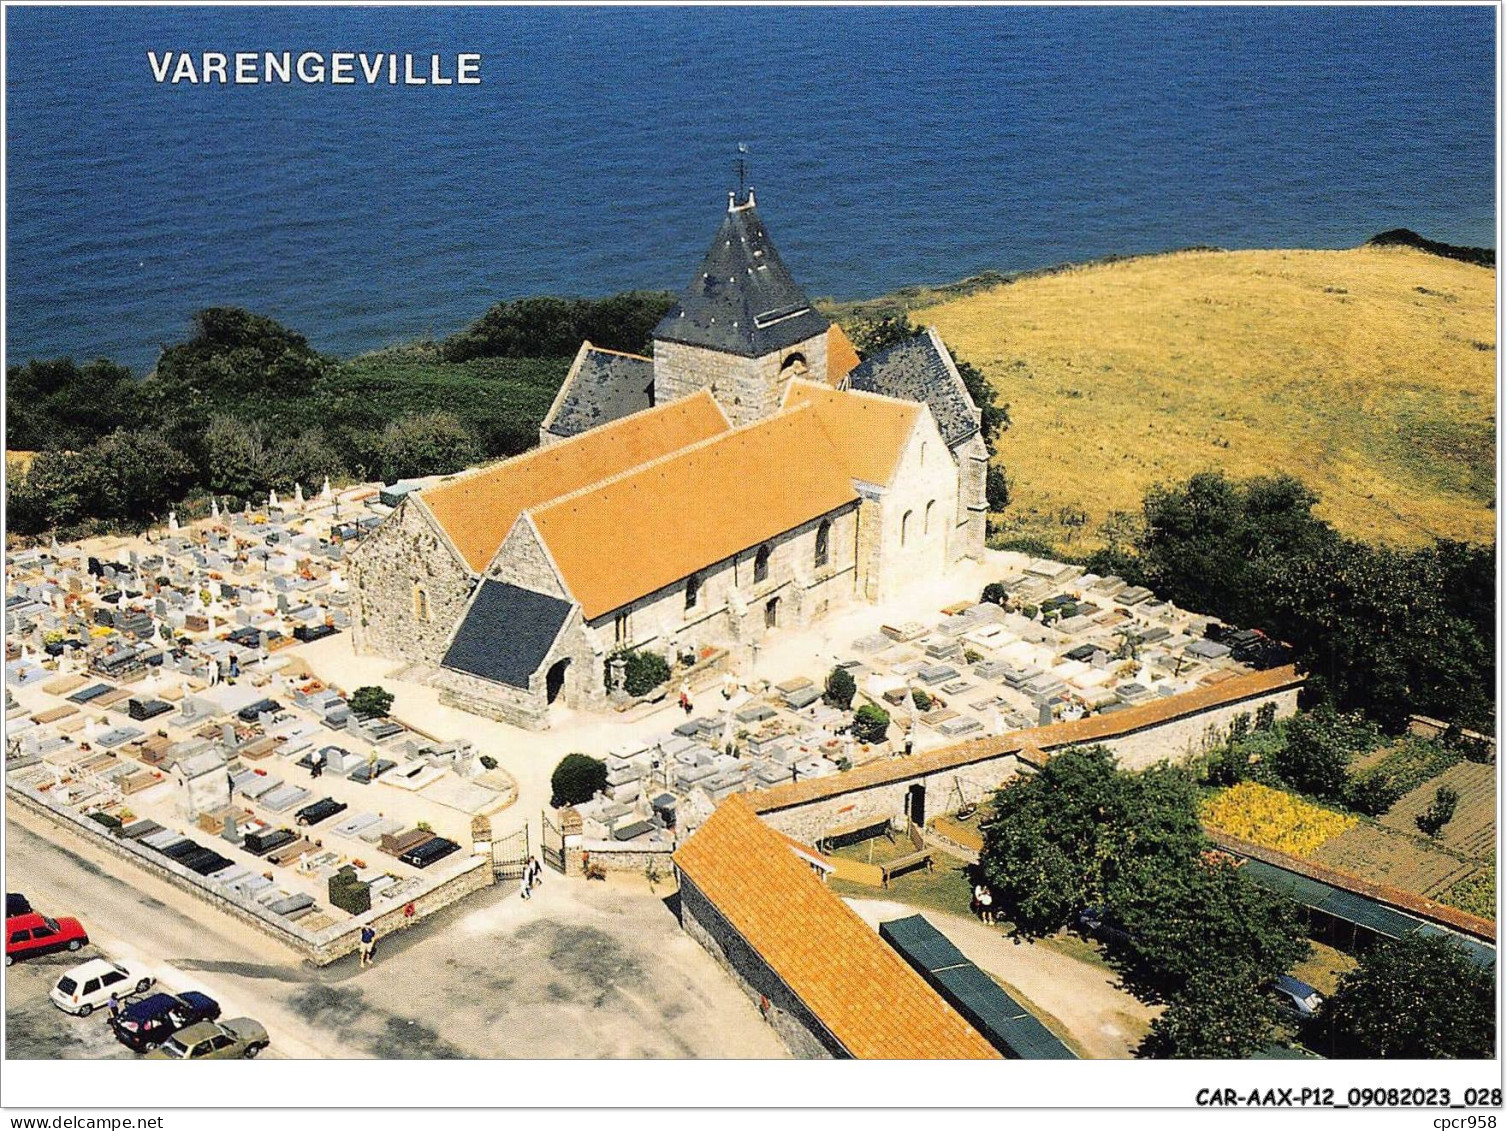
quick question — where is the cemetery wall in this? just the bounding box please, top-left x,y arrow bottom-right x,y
676,873 -> 841,1059
7,779 -> 493,966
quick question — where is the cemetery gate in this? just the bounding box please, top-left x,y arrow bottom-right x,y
541,810 -> 566,874
491,823 -> 529,882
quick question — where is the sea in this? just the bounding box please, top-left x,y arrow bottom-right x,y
4,5 -> 1497,372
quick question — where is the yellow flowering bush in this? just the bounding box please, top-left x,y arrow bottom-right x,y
1201,781 -> 1356,858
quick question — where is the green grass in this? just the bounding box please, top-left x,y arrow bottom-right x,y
828,852 -> 977,919
1439,866 -> 1496,919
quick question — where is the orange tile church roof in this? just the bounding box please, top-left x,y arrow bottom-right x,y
529,404 -> 860,621
420,390 -> 729,572
673,795 -> 1001,1059
826,324 -> 862,385
783,379 -> 921,487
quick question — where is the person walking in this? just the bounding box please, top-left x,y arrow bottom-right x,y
519,865 -> 532,901
679,683 -> 693,716
107,992 -> 121,1021
359,924 -> 377,968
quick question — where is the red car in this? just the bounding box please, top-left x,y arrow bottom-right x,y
5,912 -> 88,965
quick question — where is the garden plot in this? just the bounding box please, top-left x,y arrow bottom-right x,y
1310,823 -> 1480,900
1379,760 -> 1496,860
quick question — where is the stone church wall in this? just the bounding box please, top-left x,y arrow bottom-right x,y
952,433 -> 990,563
869,411 -> 959,603
583,503 -> 860,664
349,499 -> 475,666
654,328 -> 829,428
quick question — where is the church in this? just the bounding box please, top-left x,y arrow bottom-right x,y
349,189 -> 990,729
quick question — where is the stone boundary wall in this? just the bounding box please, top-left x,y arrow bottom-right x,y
575,841 -> 676,876
675,874 -> 840,1059
7,782 -> 493,966
752,670 -> 1302,843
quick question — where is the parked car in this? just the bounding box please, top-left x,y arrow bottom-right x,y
145,1018 -> 269,1059
6,893 -> 31,918
49,958 -> 154,1016
110,991 -> 221,1052
1074,906 -> 1133,947
1271,974 -> 1324,1021
5,912 -> 88,965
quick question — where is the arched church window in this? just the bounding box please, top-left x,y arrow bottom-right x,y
901,511 -> 913,547
754,544 -> 771,583
685,572 -> 702,611
815,520 -> 831,568
924,500 -> 936,535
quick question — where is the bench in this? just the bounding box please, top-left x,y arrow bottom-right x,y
817,816 -> 894,854
881,849 -> 934,887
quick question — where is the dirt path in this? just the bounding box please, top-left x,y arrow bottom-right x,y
844,898 -> 1156,1059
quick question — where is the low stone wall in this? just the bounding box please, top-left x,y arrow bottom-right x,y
572,840 -> 676,877
755,670 -> 1302,843
676,874 -> 839,1059
7,780 -> 494,966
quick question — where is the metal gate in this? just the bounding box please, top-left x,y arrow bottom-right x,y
541,809 -> 566,874
491,824 -> 529,881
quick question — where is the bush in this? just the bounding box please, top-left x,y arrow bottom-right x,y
851,703 -> 891,745
1415,785 -> 1459,838
823,666 -> 856,710
910,688 -> 933,712
1342,772 -> 1403,817
985,465 -> 1011,511
610,649 -> 670,698
349,685 -> 394,719
1273,706 -> 1379,801
550,753 -> 607,807
981,582 -> 1008,607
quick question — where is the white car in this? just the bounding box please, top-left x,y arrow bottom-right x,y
49,958 -> 154,1016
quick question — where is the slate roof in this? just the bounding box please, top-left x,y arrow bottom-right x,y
541,343 -> 655,440
441,579 -> 572,689
847,326 -> 981,449
673,795 -> 1001,1059
420,390 -> 729,573
529,403 -> 858,620
653,198 -> 830,359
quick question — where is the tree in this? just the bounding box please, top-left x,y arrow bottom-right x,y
610,649 -> 670,698
5,357 -> 139,451
823,666 -> 856,710
851,703 -> 891,745
1110,855 -> 1308,1004
1273,706 -> 1377,801
1138,970 -> 1281,1059
349,686 -> 395,719
977,747 -> 1206,934
981,582 -> 1008,607
550,753 -> 607,808
443,291 -> 675,361
1316,935 -> 1495,1058
986,464 -> 1011,512
375,411 -> 481,481
1414,785 -> 1459,838
151,306 -> 331,406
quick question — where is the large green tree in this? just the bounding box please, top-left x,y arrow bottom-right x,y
1138,970 -> 1282,1059
1316,935 -> 1495,1058
5,357 -> 139,451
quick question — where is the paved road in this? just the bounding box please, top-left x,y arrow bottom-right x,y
5,805 -> 786,1060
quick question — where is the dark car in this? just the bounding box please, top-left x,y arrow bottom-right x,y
1271,975 -> 1324,1022
6,893 -> 31,918
1074,906 -> 1133,948
111,991 -> 222,1053
399,837 -> 460,869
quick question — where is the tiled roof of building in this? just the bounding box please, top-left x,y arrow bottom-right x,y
541,343 -> 655,441
751,665 -> 1306,814
826,324 -> 862,386
782,380 -> 920,487
440,579 -> 572,689
530,405 -> 858,620
420,390 -> 730,573
673,795 -> 1001,1059
653,199 -> 830,359
848,327 -> 981,449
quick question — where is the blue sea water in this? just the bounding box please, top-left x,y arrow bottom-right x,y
4,5 -> 1497,372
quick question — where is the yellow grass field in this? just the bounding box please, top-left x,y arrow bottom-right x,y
917,246 -> 1496,547
1202,781 -> 1357,858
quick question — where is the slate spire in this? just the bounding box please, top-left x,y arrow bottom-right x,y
653,194 -> 830,359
